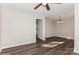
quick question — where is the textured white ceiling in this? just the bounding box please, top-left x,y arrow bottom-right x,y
2,3 -> 74,20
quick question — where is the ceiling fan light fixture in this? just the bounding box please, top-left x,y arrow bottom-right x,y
42,3 -> 47,6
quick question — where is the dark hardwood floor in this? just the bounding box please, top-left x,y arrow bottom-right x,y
0,36 -> 76,55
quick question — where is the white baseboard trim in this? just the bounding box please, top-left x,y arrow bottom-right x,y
74,49 -> 79,54
1,40 -> 36,50
56,36 -> 74,40
73,46 -> 79,54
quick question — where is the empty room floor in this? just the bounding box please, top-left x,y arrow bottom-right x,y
0,37 -> 75,55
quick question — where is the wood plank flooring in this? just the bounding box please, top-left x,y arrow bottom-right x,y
0,37 -> 76,55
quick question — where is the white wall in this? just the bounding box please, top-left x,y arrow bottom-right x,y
54,16 -> 74,39
1,5 -> 44,49
74,4 -> 79,53
1,6 -> 35,49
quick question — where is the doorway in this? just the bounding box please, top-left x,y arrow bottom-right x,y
36,19 -> 44,43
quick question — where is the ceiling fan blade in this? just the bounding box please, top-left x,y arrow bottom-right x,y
46,4 -> 50,11
34,3 -> 42,9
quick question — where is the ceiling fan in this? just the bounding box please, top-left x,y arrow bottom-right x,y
34,3 -> 62,11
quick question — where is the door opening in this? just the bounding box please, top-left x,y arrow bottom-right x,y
36,19 -> 44,43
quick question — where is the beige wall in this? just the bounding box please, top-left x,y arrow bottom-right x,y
45,16 -> 74,39
54,16 -> 74,39
45,19 -> 55,38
